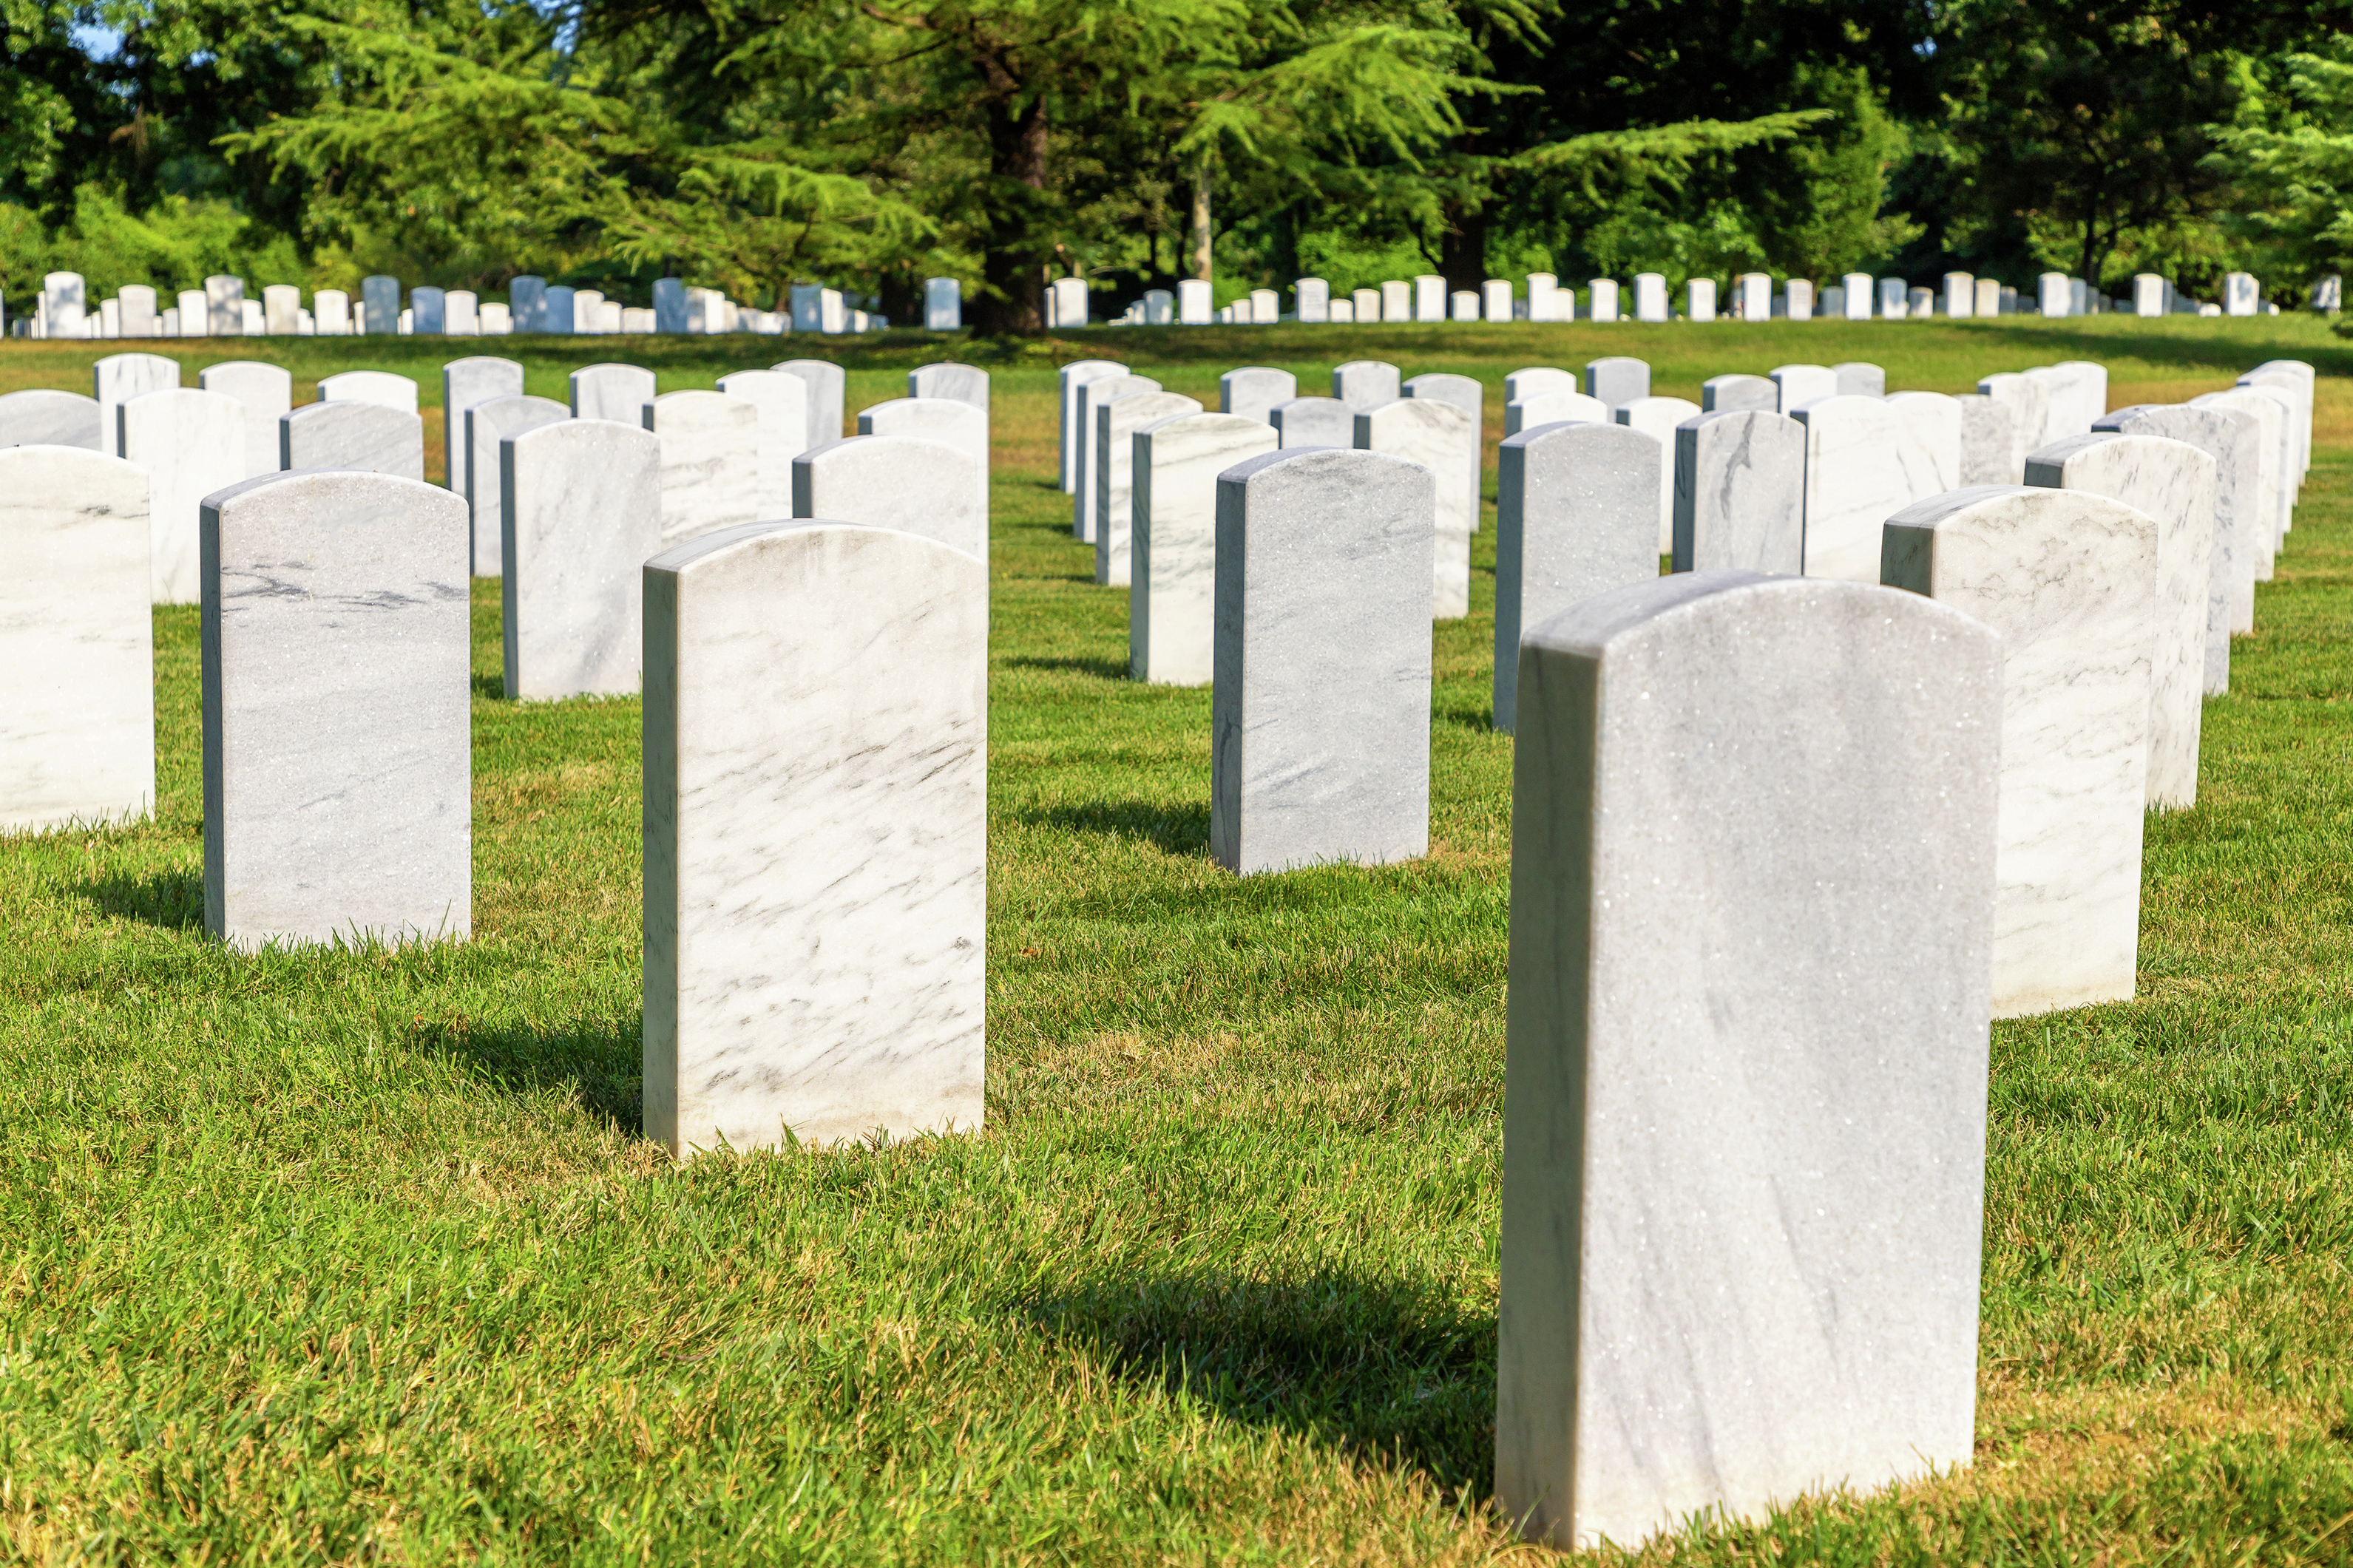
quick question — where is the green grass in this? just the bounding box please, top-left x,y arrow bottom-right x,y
5,317 -> 2353,1564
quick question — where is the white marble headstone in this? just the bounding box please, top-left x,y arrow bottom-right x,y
201,470 -> 470,950
1219,367 -> 1297,424
0,390 -> 103,450
2193,389 -> 2283,588
1055,359 -> 1127,492
909,362 -> 988,414
2096,402 -> 2256,685
1833,362 -> 1886,398
1131,413 -> 1278,686
93,353 -> 181,458
1505,390 -> 1613,436
2026,432 -> 2215,810
1497,569 -> 1997,1551
121,387 -> 248,603
714,370 -> 810,520
198,362 -> 293,477
860,396 -> 991,524
1955,394 -> 2017,485
466,394 -> 571,574
1768,363 -> 1838,414
1614,397 -> 1699,551
281,401 -> 426,480
1269,396 -> 1355,449
1794,395 -> 1924,583
1494,420 -> 1659,732
1212,448 -> 1433,873
1583,357 -> 1649,408
1333,360 -> 1401,410
771,359 -> 848,454
641,520 -> 986,1157
1886,392 -> 1963,495
1506,367 -> 1579,404
791,436 -> 986,560
1356,398 -> 1475,618
1882,486 -> 2156,1017
441,356 -> 524,502
0,447 -> 155,832
643,390 -> 759,545
1093,391 -> 1202,588
1071,374 -> 1160,539
1404,373 -> 1486,530
1672,410 -> 1804,576
568,362 -> 655,424
1700,374 -> 1776,413
204,275 -> 244,337
501,418 -> 659,699
318,370 -> 419,415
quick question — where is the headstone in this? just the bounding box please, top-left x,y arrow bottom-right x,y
861,396 -> 991,523
792,436 -> 986,559
1220,367 -> 1297,424
1351,287 -> 1381,322
1356,398 -> 1475,619
2038,273 -> 2071,316
1049,276 -> 1089,328
466,394 -> 571,574
1497,569 -> 1997,1552
1583,357 -> 1648,408
447,292 -> 481,336
2224,273 -> 2259,316
578,290 -> 609,333
909,362 -> 989,415
121,387 -> 247,603
1833,362 -> 1885,398
771,358 -> 847,455
643,390 -> 759,545
94,352 -> 181,458
2099,403 -> 2256,679
2134,275 -> 2164,318
1333,360 -> 1402,410
1527,273 -> 1559,321
1633,273 -> 1668,322
1295,277 -> 1330,322
1954,394 -> 2017,485
0,390 -> 103,450
1613,396 -> 1699,551
568,362 -> 655,424
1092,391 -> 1202,587
1055,359 -> 1128,492
41,272 -> 86,339
263,285 -> 302,336
1821,285 -> 1846,319
1686,277 -> 1718,321
1269,396 -> 1355,448
1786,279 -> 1815,319
713,370 -> 808,520
1506,390 -> 1611,435
118,285 -> 158,338
1249,288 -> 1279,325
1736,272 -> 1770,320
1142,289 -> 1174,325
0,447 -> 155,832
1841,273 -> 1872,319
2025,432 -> 2215,811
319,370 -> 420,415
924,276 -> 962,330
1177,279 -> 1213,325
1483,279 -> 1513,320
204,275 -> 244,336
1404,372 -> 1486,530
1973,278 -> 2000,317
1906,285 -> 1934,318
1587,279 -> 1620,322
1769,364 -> 1838,413
1876,276 -> 1909,318
1885,392 -> 1963,495
2312,275 -> 2342,312
1943,271 -> 1974,317
1410,274 -> 1445,322
441,356 -> 524,498
1506,367 -> 1579,404
175,289 -> 206,337
410,286 -> 447,335
1882,486 -> 2157,1017
198,362 -> 294,478
2229,381 -> 2300,549
501,418 -> 659,699
509,276 -> 546,333
1071,374 -> 1160,538
280,400 -> 425,480
2192,388 -> 2284,588
543,285 -> 576,336
2241,362 -> 2312,496
1131,413 -> 1278,686
1977,373 -> 2052,472
1493,421 -> 1659,732
1671,410 -> 1804,576
653,278 -> 688,333
1212,449 -> 1432,873
1792,395 -> 1919,583
642,521 -> 986,1157
1700,373 -> 1775,413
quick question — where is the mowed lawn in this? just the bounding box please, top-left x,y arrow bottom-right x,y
4,316 -> 2353,1564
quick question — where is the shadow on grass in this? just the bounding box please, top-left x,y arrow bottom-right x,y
410,1011 -> 644,1135
1018,799 -> 1210,855
1001,654 -> 1132,681
75,868 -> 204,929
1021,1270 -> 1496,1501
472,671 -> 507,699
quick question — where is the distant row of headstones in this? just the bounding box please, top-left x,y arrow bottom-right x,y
1081,268 -> 2335,328
17,273 -> 968,340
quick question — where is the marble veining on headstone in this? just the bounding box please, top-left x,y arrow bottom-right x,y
467,394 -> 571,574
2096,402 -> 2255,688
93,353 -> 180,458
501,418 -> 659,699
643,390 -> 759,545
1673,410 -> 1804,576
1131,413 -> 1279,686
791,436 -> 986,560
280,400 -> 426,481
0,390 -> 103,450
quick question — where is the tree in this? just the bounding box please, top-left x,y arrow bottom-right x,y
2210,36 -> 2353,296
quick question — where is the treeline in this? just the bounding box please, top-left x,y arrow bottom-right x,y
3,0 -> 2350,332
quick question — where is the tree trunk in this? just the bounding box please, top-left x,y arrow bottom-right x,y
972,90 -> 1051,335
1440,199 -> 1487,297
1188,165 -> 1213,282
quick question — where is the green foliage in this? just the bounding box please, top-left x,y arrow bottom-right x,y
2213,39 -> 2353,296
